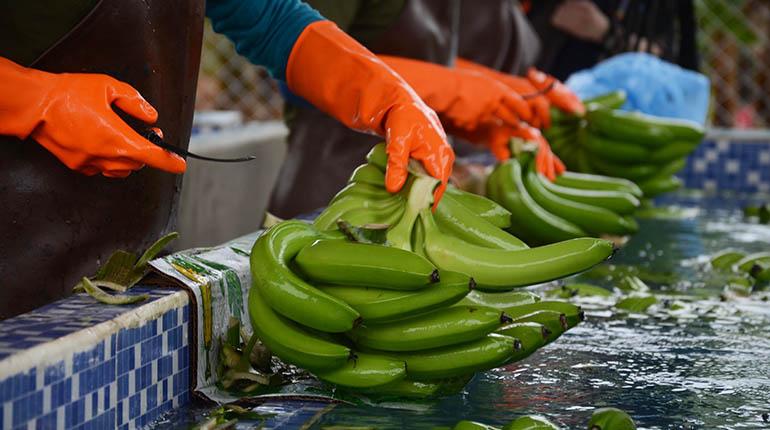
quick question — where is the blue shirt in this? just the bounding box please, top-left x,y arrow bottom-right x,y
206,0 -> 324,82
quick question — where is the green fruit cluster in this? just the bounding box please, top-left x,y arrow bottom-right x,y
247,144 -> 614,396
487,150 -> 641,246
544,91 -> 704,199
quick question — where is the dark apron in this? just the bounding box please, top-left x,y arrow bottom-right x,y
457,0 -> 541,75
268,0 -> 460,219
0,0 -> 204,318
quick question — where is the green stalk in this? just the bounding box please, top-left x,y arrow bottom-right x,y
386,175 -> 439,250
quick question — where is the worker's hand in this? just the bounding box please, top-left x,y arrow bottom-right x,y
286,21 -> 455,206
527,68 -> 585,116
0,57 -> 186,177
379,56 -> 532,133
454,58 -> 551,129
511,124 -> 566,181
550,0 -> 610,43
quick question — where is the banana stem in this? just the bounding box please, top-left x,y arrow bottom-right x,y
387,175 -> 439,250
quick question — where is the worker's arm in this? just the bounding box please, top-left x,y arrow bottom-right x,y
207,0 -> 454,204
0,56 -> 185,177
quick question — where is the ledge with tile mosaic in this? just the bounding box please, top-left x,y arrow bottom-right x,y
0,286 -> 191,430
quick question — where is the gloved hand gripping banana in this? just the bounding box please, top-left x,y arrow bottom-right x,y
542,91 -> 705,199
248,144 -> 611,396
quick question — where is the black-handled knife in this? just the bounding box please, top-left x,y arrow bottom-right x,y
145,130 -> 257,163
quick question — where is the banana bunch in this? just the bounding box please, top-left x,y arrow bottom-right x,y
248,218 -> 586,396
487,148 -> 641,246
544,91 -> 705,198
315,143 -> 614,290
247,144 -> 613,396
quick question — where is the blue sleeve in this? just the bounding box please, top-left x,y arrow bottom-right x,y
206,0 -> 324,82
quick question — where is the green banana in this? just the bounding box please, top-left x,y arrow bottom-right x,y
436,192 -> 528,250
349,305 -> 510,351
587,107 -> 705,146
584,90 -> 627,110
338,197 -> 405,227
525,169 -> 638,236
318,271 -> 473,323
387,333 -> 519,381
504,301 -> 584,328
554,171 -> 643,197
548,106 -> 582,125
295,239 -> 439,290
710,249 -> 746,270
330,181 -> 394,204
649,140 -> 699,163
313,194 -> 403,231
749,263 -> 770,282
510,310 -> 568,344
583,132 -> 650,164
734,252 -> 770,272
387,175 -> 440,250
544,122 -> 580,141
494,160 -> 587,244
454,421 -> 501,430
412,219 -> 428,258
366,143 -> 388,171
459,290 -> 540,308
539,176 -> 639,215
637,175 -> 682,197
445,185 -> 512,229
314,352 -> 406,388
348,163 -> 385,186
250,221 -> 360,332
547,283 -> 612,298
355,375 -> 472,399
496,322 -> 548,356
587,156 -> 659,181
502,415 -> 560,430
248,287 -> 351,370
420,208 -> 614,289
588,407 -> 637,430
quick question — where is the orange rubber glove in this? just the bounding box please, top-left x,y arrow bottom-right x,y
527,67 -> 585,116
285,21 -> 454,206
378,55 -> 532,133
0,57 -> 185,178
511,124 -> 566,181
455,58 -> 552,129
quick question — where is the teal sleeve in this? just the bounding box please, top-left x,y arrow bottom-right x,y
206,0 -> 324,82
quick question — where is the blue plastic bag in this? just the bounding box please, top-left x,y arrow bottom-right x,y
566,53 -> 710,125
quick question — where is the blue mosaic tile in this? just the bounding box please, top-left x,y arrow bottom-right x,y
135,363 -> 153,392
44,361 -> 65,385
12,391 -> 43,427
158,356 -> 173,381
36,410 -> 57,429
147,384 -> 158,410
117,374 -> 129,399
162,310 -> 178,331
79,359 -> 115,396
51,379 -> 72,409
66,398 -> 85,428
168,325 -> 183,351
0,286 -> 177,361
117,347 -> 135,376
0,288 -> 190,429
141,335 -> 163,365
73,342 -> 105,373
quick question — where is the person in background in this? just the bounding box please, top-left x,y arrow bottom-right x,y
524,0 -> 699,81
270,0 -> 582,218
0,0 -> 452,319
